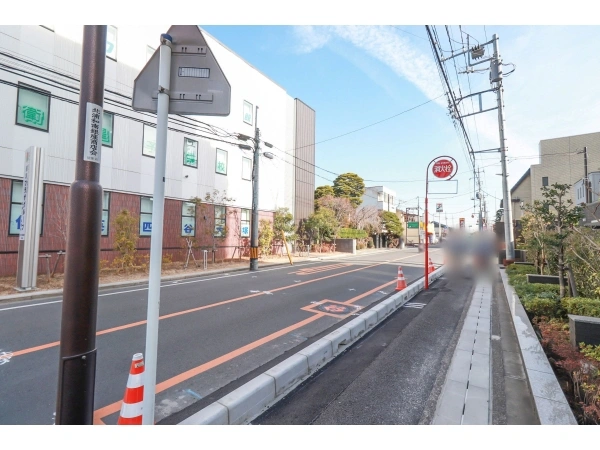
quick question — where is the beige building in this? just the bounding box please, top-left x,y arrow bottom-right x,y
510,131 -> 600,215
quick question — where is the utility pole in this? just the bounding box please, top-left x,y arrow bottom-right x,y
250,106 -> 260,271
56,26 -> 106,425
493,33 -> 515,259
477,168 -> 483,232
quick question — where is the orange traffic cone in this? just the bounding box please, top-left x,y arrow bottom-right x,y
117,353 -> 145,425
396,266 -> 407,291
428,258 -> 435,274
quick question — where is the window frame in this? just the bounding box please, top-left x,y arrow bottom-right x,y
106,25 -> 118,61
8,179 -> 44,236
242,156 -> 252,181
215,148 -> 228,175
214,205 -> 226,237
542,176 -> 549,187
101,191 -> 110,236
181,201 -> 196,237
240,208 -> 251,238
139,196 -> 153,236
183,137 -> 198,168
102,111 -> 114,148
142,124 -> 156,158
243,100 -> 253,126
15,82 -> 51,132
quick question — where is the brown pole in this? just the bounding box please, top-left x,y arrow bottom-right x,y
55,25 -> 106,425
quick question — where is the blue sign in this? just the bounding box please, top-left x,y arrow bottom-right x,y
241,226 -> 249,236
183,224 -> 193,234
143,222 -> 152,232
16,215 -> 22,230
102,219 -> 105,232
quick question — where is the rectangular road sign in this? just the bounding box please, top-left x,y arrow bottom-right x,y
436,203 -> 443,212
459,218 -> 465,229
132,26 -> 231,116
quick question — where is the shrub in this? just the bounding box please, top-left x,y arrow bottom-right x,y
521,296 -> 563,319
561,297 -> 600,319
258,219 -> 274,257
506,264 -> 538,276
112,209 -> 138,272
338,228 -> 367,239
367,237 -> 374,248
580,343 -> 600,363
512,281 -> 560,300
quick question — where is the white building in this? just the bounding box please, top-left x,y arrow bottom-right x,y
361,186 -> 397,212
0,25 -> 315,276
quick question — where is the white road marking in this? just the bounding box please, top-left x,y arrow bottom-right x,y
0,249 -> 431,312
263,291 -> 273,295
348,288 -> 356,291
378,291 -> 388,294
403,302 -> 426,309
249,290 -> 260,293
0,350 -> 13,365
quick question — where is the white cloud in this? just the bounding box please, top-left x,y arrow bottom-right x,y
293,26 -> 332,54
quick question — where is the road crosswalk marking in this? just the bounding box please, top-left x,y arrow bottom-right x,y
403,302 -> 426,309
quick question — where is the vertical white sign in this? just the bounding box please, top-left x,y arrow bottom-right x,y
19,148 -> 31,241
83,102 -> 103,163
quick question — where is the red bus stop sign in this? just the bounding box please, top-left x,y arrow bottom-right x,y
432,159 -> 454,179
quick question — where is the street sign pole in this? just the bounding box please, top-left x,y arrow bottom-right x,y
56,25 -> 106,425
142,33 -> 172,425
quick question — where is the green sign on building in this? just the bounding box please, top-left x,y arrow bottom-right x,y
407,221 -> 419,229
183,138 -> 198,167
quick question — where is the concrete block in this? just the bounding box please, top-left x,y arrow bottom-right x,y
394,292 -> 410,308
534,396 -> 578,425
345,316 -> 367,340
468,352 -> 490,390
446,349 -> 472,384
327,326 -> 352,355
179,402 -> 228,425
362,309 -> 379,330
218,374 -> 275,424
462,385 -> 489,425
299,339 -> 334,372
527,369 -> 569,404
433,379 -> 467,425
569,314 -> 600,347
265,354 -> 309,398
372,302 -> 393,321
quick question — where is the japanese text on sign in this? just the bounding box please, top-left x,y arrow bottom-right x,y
83,102 -> 103,163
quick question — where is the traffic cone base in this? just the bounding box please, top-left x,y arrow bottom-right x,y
428,258 -> 435,274
396,266 -> 407,291
118,353 -> 144,425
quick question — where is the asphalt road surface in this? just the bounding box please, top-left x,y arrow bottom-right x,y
0,247 -> 443,425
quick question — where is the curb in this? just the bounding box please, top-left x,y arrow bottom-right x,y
178,265 -> 446,425
0,249 -> 393,305
499,268 -> 578,425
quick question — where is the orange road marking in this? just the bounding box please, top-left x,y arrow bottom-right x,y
93,313 -> 325,424
11,258 -> 404,360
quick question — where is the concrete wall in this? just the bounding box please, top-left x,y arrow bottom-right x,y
335,238 -> 356,254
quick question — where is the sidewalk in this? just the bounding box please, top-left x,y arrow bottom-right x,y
0,248 -> 394,305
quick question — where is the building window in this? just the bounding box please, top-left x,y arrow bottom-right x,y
243,100 -> 253,125
377,191 -> 383,202
146,45 -> 155,63
101,191 -> 110,236
542,177 -> 549,187
241,209 -> 250,238
183,138 -> 198,168
214,205 -> 226,237
9,180 -> 23,235
140,197 -> 153,236
242,157 -> 252,180
16,83 -> 50,132
182,201 -> 196,237
102,112 -> 114,147
106,25 -> 118,61
216,148 -> 227,175
8,180 -> 43,236
143,124 -> 156,158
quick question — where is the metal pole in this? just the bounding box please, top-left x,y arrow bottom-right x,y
425,195 -> 429,289
583,146 -> 589,203
142,33 -> 172,425
417,196 -> 421,244
494,33 -> 515,260
55,25 -> 106,425
250,106 -> 260,271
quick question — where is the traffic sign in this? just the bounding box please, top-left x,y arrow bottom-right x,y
132,26 -> 231,116
436,203 -> 443,213
432,159 -> 454,179
459,218 -> 465,229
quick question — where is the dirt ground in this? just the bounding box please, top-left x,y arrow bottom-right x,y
0,251 -> 342,297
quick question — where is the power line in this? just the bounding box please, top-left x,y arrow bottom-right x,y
389,26 -> 428,41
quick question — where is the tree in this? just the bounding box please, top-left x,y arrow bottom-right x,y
304,208 -> 339,252
258,219 -> 275,257
525,183 -> 583,298
380,211 -> 404,243
314,185 -> 334,202
333,173 -> 365,208
316,195 -> 354,229
273,207 -> 297,241
520,203 -> 552,274
112,209 -> 138,272
350,206 -> 382,234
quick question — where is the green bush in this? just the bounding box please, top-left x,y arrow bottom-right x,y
521,296 -> 563,319
579,343 -> 600,362
561,297 -> 600,319
506,264 -> 538,276
338,228 -> 368,239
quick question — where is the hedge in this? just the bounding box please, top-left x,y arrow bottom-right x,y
561,297 -> 600,319
338,228 -> 367,239
506,264 -> 538,276
521,297 -> 564,319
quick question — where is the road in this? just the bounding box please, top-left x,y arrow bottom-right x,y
0,247 -> 443,425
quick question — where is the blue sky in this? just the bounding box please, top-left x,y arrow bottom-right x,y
200,24 -> 600,228
15,2 -> 600,230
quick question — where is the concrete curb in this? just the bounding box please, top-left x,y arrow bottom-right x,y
0,248 -> 393,305
178,265 -> 447,425
499,268 -> 578,425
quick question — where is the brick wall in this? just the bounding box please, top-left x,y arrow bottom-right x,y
0,178 -> 274,277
